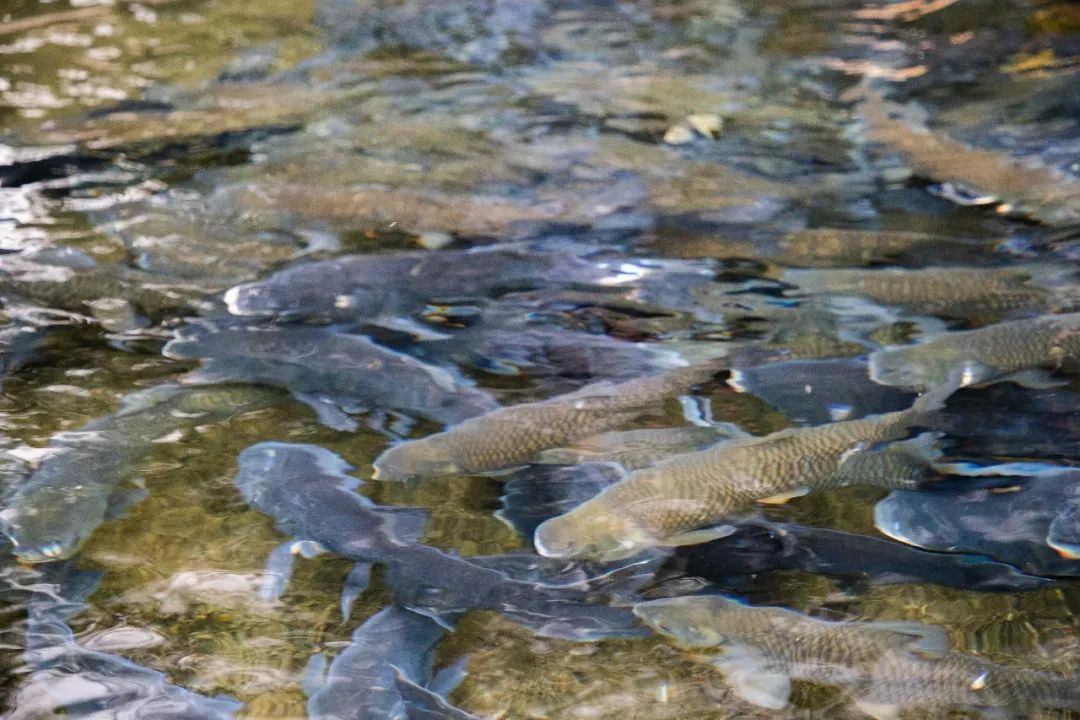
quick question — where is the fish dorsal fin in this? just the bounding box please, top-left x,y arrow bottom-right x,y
866,620 -> 949,658
712,643 -> 791,709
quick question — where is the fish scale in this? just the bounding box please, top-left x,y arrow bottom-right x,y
871,311 -> 1080,391
535,385 -> 949,560
373,361 -> 725,480
787,267 -> 1050,316
860,649 -> 1080,717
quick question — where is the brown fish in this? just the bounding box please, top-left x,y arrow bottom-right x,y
373,361 -> 727,480
534,381 -> 954,561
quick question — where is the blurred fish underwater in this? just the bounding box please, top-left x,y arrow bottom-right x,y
1,0 -> 1079,717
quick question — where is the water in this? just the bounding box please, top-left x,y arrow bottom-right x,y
1,0 -> 1079,717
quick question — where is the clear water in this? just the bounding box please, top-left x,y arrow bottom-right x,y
1,0 -> 1078,718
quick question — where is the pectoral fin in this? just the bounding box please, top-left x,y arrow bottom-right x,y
757,487 -> 810,505
339,562 -> 372,622
260,541 -> 297,602
712,644 -> 791,709
293,393 -> 359,432
661,524 -> 738,548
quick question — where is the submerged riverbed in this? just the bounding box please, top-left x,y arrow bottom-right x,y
1,0 -> 1079,718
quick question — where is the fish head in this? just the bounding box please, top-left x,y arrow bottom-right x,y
868,345 -> 963,392
0,504 -> 88,563
223,281 -> 287,316
534,501 -> 655,561
632,596 -> 731,647
372,440 -> 461,482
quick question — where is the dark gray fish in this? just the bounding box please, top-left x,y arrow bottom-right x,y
380,543 -> 644,641
233,442 -> 428,607
933,383 -> 1080,461
164,321 -> 499,430
0,322 -> 43,383
414,326 -> 688,380
673,520 -> 1053,592
10,563 -> 242,720
0,384 -> 281,563
307,606 -> 444,720
234,443 -> 643,640
223,246 -> 650,325
728,357 -> 916,425
875,469 -> 1080,576
497,462 -> 625,539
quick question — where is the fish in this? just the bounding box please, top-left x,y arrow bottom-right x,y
373,361 -> 727,480
536,425 -> 748,471
633,594 -> 949,710
534,381 -> 955,561
11,563 -> 242,720
869,311 -> 1080,392
783,266 -> 1055,320
0,384 -> 281,563
654,228 -> 982,268
858,85 -> 1080,226
672,520 -> 1053,593
234,442 -> 643,640
0,322 -> 43,384
857,648 -> 1080,720
223,245 -> 654,325
164,321 -> 499,431
933,382 -> 1080,460
233,442 -> 428,610
307,606 -> 445,720
875,468 -> 1080,577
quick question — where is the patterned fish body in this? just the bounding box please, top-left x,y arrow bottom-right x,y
858,649 -> 1080,719
870,312 -> 1080,392
535,388 -> 949,560
536,425 -> 745,470
785,266 -> 1051,318
373,362 -> 725,480
634,595 -> 948,710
